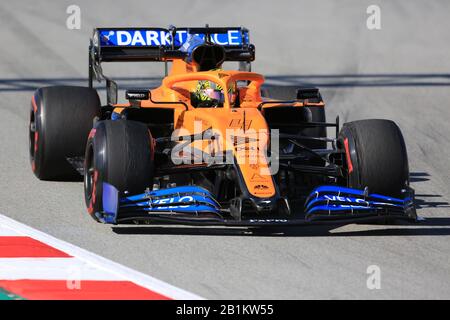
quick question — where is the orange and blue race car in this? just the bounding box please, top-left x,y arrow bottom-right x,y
29,26 -> 417,227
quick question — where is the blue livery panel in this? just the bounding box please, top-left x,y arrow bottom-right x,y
100,183 -> 415,225
304,185 -> 415,220
101,183 -> 221,224
97,28 -> 249,48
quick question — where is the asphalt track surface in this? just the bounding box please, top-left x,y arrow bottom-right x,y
0,0 -> 449,299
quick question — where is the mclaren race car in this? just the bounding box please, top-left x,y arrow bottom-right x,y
29,26 -> 416,227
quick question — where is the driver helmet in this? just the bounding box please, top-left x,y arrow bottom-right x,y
193,80 -> 225,107
193,75 -> 238,107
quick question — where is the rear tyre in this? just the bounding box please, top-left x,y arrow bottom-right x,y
29,86 -> 100,180
261,86 -> 326,149
84,120 -> 154,221
339,119 -> 409,197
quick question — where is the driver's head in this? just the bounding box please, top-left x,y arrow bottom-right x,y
193,80 -> 225,107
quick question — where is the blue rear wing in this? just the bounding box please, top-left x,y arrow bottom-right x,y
96,27 -> 249,48
91,26 -> 253,62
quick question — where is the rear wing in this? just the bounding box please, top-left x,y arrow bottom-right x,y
91,26 -> 253,62
89,26 -> 255,104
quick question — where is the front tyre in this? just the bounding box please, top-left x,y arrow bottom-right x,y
84,120 -> 155,221
339,119 -> 409,197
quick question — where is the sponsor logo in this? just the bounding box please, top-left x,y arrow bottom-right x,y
151,196 -> 194,209
99,29 -> 247,47
323,195 -> 366,203
322,195 -> 368,209
254,184 -> 269,190
250,173 -> 267,182
126,92 -> 148,100
253,192 -> 273,196
249,219 -> 288,223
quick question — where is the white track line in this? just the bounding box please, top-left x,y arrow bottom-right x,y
0,224 -> 21,236
0,214 -> 203,300
0,258 -> 121,281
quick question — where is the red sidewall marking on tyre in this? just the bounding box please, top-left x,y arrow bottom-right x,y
31,95 -> 38,113
88,128 -> 96,139
344,138 -> 354,173
34,132 -> 39,152
88,170 -> 98,215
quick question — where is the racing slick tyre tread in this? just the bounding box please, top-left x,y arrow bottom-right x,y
339,119 -> 409,197
29,86 -> 101,180
84,120 -> 154,221
261,86 -> 326,149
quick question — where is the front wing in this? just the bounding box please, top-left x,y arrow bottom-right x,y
96,183 -> 417,226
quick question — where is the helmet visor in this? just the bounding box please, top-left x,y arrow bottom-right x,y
204,88 -> 224,102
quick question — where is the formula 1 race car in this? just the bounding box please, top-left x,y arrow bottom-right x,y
29,26 -> 416,227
